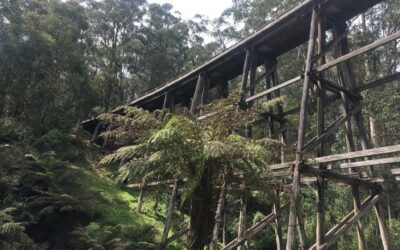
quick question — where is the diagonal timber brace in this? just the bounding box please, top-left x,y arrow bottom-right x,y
222,202 -> 290,250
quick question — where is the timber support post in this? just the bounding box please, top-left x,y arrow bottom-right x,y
316,9 -> 326,250
240,48 -> 253,107
286,4 -> 318,250
352,185 -> 367,250
160,180 -> 180,248
334,21 -> 374,176
374,200 -> 390,250
237,179 -> 247,250
136,186 -> 144,213
274,189 -> 284,250
191,73 -> 205,113
163,91 -> 174,110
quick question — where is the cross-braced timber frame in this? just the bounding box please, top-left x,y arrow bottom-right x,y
82,0 -> 400,249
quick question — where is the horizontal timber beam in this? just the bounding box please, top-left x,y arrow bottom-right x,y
318,31 -> 400,72
300,165 -> 381,191
181,72 -> 400,124
246,75 -> 302,103
270,162 -> 294,171
270,144 -> 400,172
310,74 -> 361,99
355,72 -> 400,92
339,156 -> 400,169
313,144 -> 400,164
277,73 -> 400,119
391,168 -> 400,175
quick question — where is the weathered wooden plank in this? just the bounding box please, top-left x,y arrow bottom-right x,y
391,168 -> 400,175
339,156 -> 400,169
313,144 -> 400,164
246,75 -> 302,103
300,165 -> 381,191
372,176 -> 400,183
318,31 -> 400,72
273,171 -> 292,177
269,162 -> 294,170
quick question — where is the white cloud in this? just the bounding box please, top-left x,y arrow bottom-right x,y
148,0 -> 232,20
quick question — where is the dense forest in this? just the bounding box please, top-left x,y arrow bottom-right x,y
1,0 -> 400,249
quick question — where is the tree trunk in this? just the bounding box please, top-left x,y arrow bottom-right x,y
188,167 -> 215,250
210,172 -> 226,250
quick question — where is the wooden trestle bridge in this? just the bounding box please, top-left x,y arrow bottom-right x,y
83,0 -> 400,249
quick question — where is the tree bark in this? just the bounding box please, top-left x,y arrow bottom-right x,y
210,172 -> 226,250
188,167 -> 215,250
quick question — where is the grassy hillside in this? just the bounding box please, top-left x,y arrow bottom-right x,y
0,119 -> 186,249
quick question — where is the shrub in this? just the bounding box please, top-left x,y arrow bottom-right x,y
33,129 -> 81,161
0,118 -> 31,143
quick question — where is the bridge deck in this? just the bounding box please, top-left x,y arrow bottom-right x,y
128,0 -> 380,111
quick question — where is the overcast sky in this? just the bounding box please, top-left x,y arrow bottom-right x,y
148,0 -> 232,19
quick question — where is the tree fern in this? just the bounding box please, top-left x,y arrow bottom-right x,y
0,208 -> 35,247
99,92 -> 284,249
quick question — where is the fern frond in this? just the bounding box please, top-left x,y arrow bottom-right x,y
0,222 -> 25,235
100,144 -> 148,165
